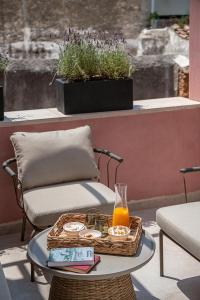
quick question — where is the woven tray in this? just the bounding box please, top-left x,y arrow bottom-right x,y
47,213 -> 142,256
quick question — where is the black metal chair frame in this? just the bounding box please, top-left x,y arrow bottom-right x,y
159,166 -> 200,277
2,147 -> 123,242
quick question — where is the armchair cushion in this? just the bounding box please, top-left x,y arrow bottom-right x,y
23,180 -> 115,227
10,126 -> 99,189
156,202 -> 200,260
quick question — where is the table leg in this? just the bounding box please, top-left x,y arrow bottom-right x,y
48,273 -> 136,300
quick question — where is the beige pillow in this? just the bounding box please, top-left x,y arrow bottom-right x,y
10,126 -> 99,190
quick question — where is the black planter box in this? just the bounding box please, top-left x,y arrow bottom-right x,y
0,86 -> 4,121
56,78 -> 133,114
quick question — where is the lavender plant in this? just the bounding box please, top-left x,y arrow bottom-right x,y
57,29 -> 133,82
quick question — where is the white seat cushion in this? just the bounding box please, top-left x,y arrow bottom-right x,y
156,202 -> 200,260
23,180 -> 115,227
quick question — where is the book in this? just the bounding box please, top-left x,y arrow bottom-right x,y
55,255 -> 101,274
47,247 -> 94,267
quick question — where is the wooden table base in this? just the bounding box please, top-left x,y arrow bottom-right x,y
48,274 -> 136,300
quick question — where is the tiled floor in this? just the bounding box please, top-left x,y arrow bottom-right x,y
0,208 -> 199,300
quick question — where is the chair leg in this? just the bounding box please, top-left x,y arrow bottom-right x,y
30,229 -> 38,282
159,229 -> 164,277
21,215 -> 27,242
31,263 -> 35,282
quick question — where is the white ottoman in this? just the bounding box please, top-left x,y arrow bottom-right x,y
156,202 -> 200,276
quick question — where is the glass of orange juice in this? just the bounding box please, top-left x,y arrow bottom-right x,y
112,183 -> 129,227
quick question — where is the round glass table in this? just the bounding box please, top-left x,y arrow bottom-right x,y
27,228 -> 155,300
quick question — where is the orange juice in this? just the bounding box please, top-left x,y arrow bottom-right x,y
112,207 -> 129,227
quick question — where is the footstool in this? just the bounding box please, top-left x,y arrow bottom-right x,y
156,201 -> 200,276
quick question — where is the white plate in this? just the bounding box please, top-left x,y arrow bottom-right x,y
79,229 -> 102,239
63,222 -> 85,232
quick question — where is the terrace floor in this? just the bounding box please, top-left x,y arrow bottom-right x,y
0,206 -> 199,300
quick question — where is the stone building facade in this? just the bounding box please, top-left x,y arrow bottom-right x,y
0,0 -> 150,47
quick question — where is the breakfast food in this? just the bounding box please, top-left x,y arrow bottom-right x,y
63,222 -> 86,237
108,225 -> 130,241
79,229 -> 102,239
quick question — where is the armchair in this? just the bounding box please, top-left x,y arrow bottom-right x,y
3,126 -> 123,242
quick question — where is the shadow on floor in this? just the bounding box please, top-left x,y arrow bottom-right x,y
133,276 -> 160,300
7,278 -> 45,300
3,259 -> 49,300
177,276 -> 200,300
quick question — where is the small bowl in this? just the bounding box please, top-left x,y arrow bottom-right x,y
108,225 -> 130,241
79,229 -> 102,239
63,222 -> 86,237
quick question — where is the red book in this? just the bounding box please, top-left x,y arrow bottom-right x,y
55,255 -> 100,274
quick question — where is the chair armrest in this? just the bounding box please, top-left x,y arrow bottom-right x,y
2,158 -> 24,209
2,158 -> 17,177
180,166 -> 200,174
93,148 -> 123,163
179,165 -> 200,203
93,148 -> 123,187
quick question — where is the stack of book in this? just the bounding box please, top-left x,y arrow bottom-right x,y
47,247 -> 100,274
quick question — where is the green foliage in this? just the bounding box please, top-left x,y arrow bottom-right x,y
148,11 -> 159,21
99,49 -> 131,80
58,42 -> 99,81
176,15 -> 189,28
0,54 -> 8,72
57,30 -> 133,82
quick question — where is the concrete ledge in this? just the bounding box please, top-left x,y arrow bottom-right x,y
1,97 -> 200,127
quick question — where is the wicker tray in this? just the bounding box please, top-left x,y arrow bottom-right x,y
47,213 -> 142,256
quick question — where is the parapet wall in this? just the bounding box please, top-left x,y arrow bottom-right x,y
1,101 -> 200,224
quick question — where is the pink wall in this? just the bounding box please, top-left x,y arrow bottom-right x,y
189,0 -> 200,100
1,108 -> 200,224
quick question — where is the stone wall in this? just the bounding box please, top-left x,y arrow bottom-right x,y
132,55 -> 177,100
137,28 -> 189,56
4,59 -> 57,111
0,0 -> 150,49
